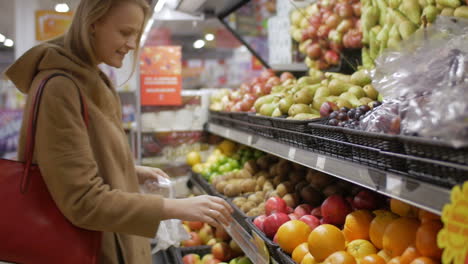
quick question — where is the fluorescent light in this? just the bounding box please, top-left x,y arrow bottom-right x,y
193,39 -> 205,49
55,3 -> 70,13
4,39 -> 14,47
154,0 -> 167,13
205,33 -> 214,41
0,34 -> 5,43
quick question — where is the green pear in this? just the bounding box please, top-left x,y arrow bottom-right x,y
272,107 -> 282,117
299,39 -> 312,54
326,96 -> 340,103
325,72 -> 351,82
454,6 -> 468,18
308,68 -> 325,83
348,86 -> 366,99
378,94 -> 384,102
441,8 -> 454,16
237,257 -> 253,264
306,57 -> 317,68
399,0 -> 421,25
294,88 -> 315,104
254,94 -> 275,112
423,5 -> 439,22
336,99 -> 353,109
279,95 -> 294,114
340,92 -> 362,107
298,76 -> 320,85
259,103 -> 277,116
271,85 -> 285,94
288,104 -> 313,116
350,70 -> 372,87
399,21 -> 418,40
363,84 -> 378,100
314,86 -> 330,99
293,113 -> 321,120
312,97 -> 328,110
359,97 -> 374,106
328,79 -> 352,96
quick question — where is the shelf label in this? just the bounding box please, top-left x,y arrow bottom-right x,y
316,155 -> 326,170
247,135 -> 253,146
288,147 -> 296,160
226,129 -> 231,138
386,174 -> 402,196
358,168 -> 374,188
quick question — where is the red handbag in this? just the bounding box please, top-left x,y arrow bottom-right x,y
0,73 -> 101,264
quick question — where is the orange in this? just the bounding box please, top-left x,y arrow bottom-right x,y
377,249 -> 392,263
278,220 -> 312,254
383,217 -> 420,257
302,253 -> 316,264
410,257 -> 438,264
418,210 -> 440,224
361,254 -> 387,264
400,246 -> 422,264
390,199 -> 419,218
293,242 -> 310,263
343,210 -> 374,242
308,224 -> 346,262
323,251 -> 357,264
388,257 -> 402,264
369,210 -> 399,249
346,239 -> 377,260
415,221 -> 443,260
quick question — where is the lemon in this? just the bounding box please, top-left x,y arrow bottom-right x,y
192,163 -> 204,173
186,151 -> 201,166
218,140 -> 236,155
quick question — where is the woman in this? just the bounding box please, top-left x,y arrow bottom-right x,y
5,0 -> 233,263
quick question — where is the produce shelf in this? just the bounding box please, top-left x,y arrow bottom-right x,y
206,122 -> 451,215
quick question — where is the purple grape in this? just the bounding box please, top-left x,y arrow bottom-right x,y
328,119 -> 339,126
339,107 -> 350,113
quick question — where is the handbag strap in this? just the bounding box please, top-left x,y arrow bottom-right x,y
21,73 -> 89,193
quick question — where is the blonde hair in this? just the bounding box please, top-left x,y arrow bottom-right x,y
64,0 -> 150,70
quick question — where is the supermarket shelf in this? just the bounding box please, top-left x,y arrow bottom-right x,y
189,177 -> 269,264
207,123 -> 451,215
270,63 -> 308,72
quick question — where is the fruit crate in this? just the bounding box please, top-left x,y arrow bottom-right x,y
209,110 -> 235,127
160,246 -> 182,263
396,136 -> 468,187
343,129 -> 407,172
246,218 -> 283,263
276,248 -> 296,264
225,199 -> 252,234
271,126 -> 315,149
230,112 -> 251,123
247,114 -> 277,138
270,116 -> 329,133
307,124 -> 352,159
172,245 -> 212,264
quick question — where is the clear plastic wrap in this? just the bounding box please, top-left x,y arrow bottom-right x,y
365,17 -> 468,147
142,178 -> 189,253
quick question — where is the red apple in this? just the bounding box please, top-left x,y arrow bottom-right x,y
229,90 -> 243,102
239,83 -> 250,94
205,259 -> 221,264
324,50 -> 340,65
262,83 -> 273,95
252,83 -> 264,97
311,206 -> 322,218
317,59 -> 330,70
182,232 -> 202,247
346,196 -> 356,210
321,10 -> 333,22
305,25 -> 318,40
231,102 -> 242,112
265,196 -> 288,216
317,25 -> 331,39
183,254 -> 201,264
336,19 -> 353,33
336,3 -> 354,18
309,15 -> 322,27
280,72 -> 295,83
299,215 -> 321,231
321,195 -> 352,226
215,226 -> 230,241
352,2 -> 361,17
325,14 -> 341,29
289,213 -> 298,220
201,254 -> 216,264
250,77 -> 261,86
260,69 -> 275,81
307,43 -> 322,60
253,215 -> 267,232
187,221 -> 204,231
353,190 -> 380,210
263,213 -> 290,238
329,42 -> 343,53
266,76 -> 281,86
294,204 -> 314,218
343,29 -> 363,49
212,242 -> 231,262
320,101 -> 339,117
287,206 -> 294,214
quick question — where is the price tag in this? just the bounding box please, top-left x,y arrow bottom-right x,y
386,174 -> 402,196
288,147 -> 296,160
358,168 -> 373,187
226,129 -> 231,138
316,155 -> 326,170
247,135 -> 253,146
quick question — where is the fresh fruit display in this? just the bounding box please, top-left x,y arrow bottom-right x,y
290,0 -> 363,70
361,0 -> 468,68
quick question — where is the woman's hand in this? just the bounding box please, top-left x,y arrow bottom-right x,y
135,165 -> 169,184
162,195 -> 234,229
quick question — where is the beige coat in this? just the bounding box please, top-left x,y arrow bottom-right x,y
5,39 -> 164,264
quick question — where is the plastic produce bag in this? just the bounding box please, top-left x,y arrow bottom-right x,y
366,16 -> 468,147
142,178 -> 189,253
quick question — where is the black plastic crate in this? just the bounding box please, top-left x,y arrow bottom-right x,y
276,248 -> 296,264
270,116 -> 328,133
272,126 -> 316,149
246,217 -> 282,263
225,199 -> 252,233
230,112 -> 250,122
191,173 -> 218,196
248,114 -> 276,138
307,124 -> 352,159
343,129 -> 407,172
399,136 -> 468,165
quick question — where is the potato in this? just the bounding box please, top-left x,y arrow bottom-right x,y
216,181 -> 228,193
224,184 -> 242,197
263,181 -> 274,192
241,179 -> 256,193
256,176 -> 266,188
267,190 -> 279,199
237,169 -> 253,179
283,193 -> 298,208
240,201 -> 256,213
272,175 -> 287,187
277,160 -> 293,177
288,170 -> 305,185
306,169 -> 334,190
244,160 -> 259,175
322,184 -> 346,197
256,155 -> 271,170
269,163 -> 279,176
232,197 -> 247,207
276,183 -> 288,197
254,170 -> 269,179
246,208 -> 262,217
300,185 -> 324,207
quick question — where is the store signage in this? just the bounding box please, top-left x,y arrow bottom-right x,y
140,46 -> 182,106
437,182 -> 468,264
35,10 -> 73,41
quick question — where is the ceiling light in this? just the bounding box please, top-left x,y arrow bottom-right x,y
205,33 -> 214,41
55,3 -> 70,13
193,39 -> 205,49
4,39 -> 14,47
0,34 -> 5,43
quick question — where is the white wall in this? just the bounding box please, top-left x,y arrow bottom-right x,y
14,0 -> 40,59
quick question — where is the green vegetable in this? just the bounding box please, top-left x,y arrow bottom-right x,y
436,0 -> 461,8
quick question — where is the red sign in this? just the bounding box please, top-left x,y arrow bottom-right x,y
140,46 -> 182,105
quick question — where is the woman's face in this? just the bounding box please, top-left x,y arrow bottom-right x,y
92,2 -> 144,68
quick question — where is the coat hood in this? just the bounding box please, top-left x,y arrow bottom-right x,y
4,37 -> 100,94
